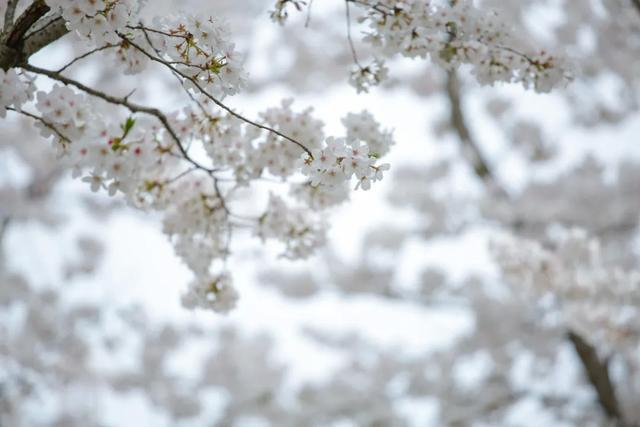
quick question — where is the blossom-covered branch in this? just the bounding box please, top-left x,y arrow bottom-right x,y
347,0 -> 571,93
0,0 -> 396,313
272,0 -> 572,93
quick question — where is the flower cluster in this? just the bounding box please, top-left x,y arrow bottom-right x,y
0,69 -> 34,118
257,99 -> 325,176
492,229 -> 640,352
45,0 -> 140,45
299,137 -> 390,191
35,85 -> 174,197
161,179 -> 229,274
44,0 -> 150,75
170,98 -> 326,181
115,37 -> 149,75
257,193 -> 326,260
349,59 -> 389,94
342,110 -> 394,157
30,80 -> 392,313
351,0 -> 569,92
289,182 -> 350,210
45,1 -> 247,94
181,272 -> 238,313
149,14 -> 248,98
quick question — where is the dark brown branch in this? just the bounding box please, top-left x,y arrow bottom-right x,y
1,1 -> 69,70
567,330 -> 626,425
5,0 -> 50,48
446,71 -> 507,197
632,0 -> 640,15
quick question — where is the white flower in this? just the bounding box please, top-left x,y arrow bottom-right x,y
373,163 -> 390,182
0,69 -> 34,118
82,175 -> 104,192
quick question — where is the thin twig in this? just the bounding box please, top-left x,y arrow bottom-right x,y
126,25 -> 190,40
212,172 -> 230,215
56,44 -> 117,73
345,0 -> 363,69
305,0 -> 315,27
6,106 -> 70,143
164,167 -> 198,185
346,0 -> 393,18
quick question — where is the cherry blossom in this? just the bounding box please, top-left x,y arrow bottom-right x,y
0,69 -> 34,118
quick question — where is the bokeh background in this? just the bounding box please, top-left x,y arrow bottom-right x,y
2,0 -> 640,426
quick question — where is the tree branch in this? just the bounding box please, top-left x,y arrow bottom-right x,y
345,0 -> 363,69
567,330 -> 627,425
55,43 -> 116,73
6,106 -> 71,143
1,1 -> 71,70
22,14 -> 68,58
2,0 -> 20,34
1,1 -> 69,70
445,71 -> 507,197
5,0 -> 50,48
20,63 -> 216,174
